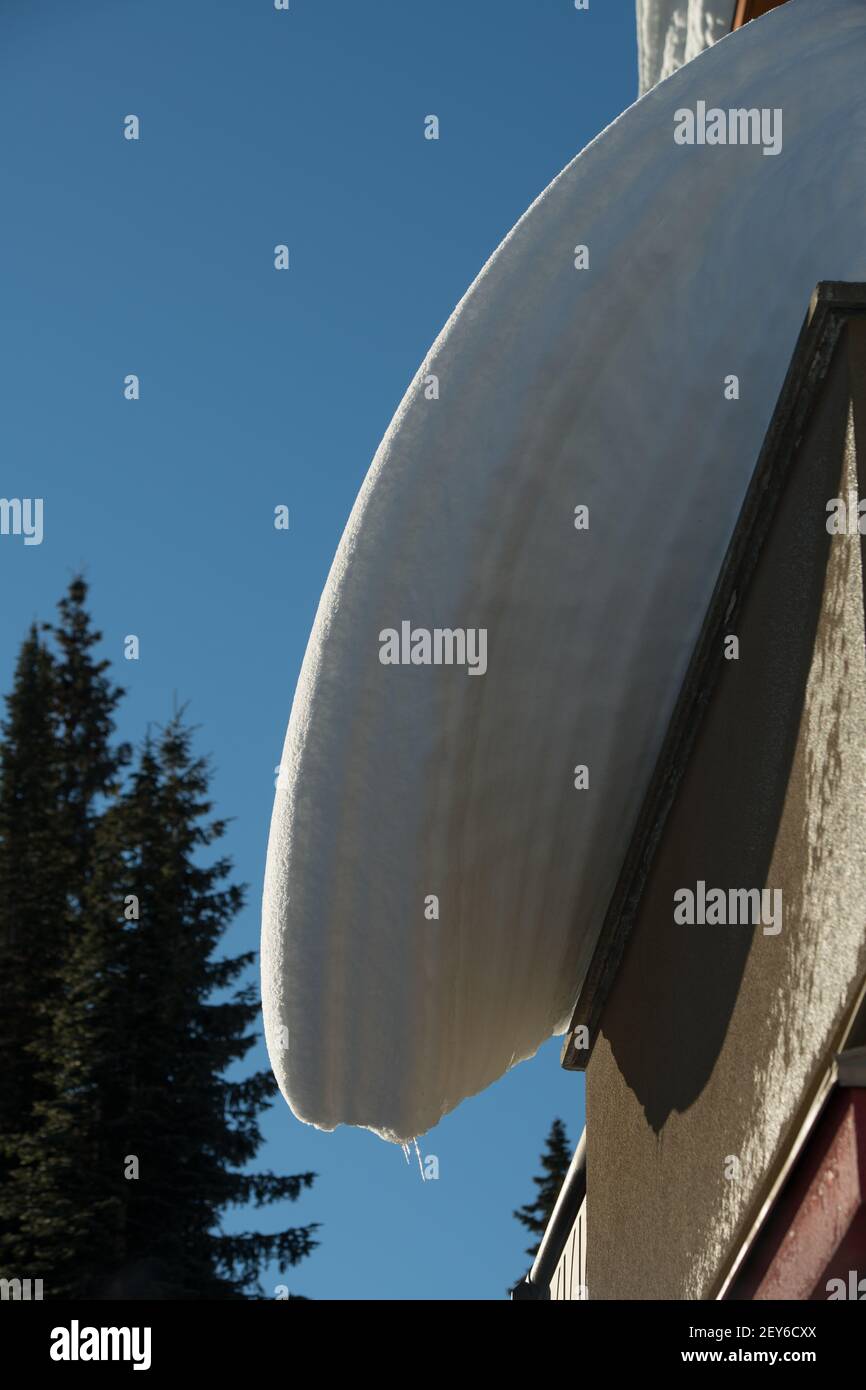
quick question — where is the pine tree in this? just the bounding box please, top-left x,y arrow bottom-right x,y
0,583 -> 319,1298
10,722 -> 320,1297
0,581 -> 132,1284
50,576 -> 130,890
513,1118 -> 572,1259
0,628 -> 65,1253
89,714 -> 319,1298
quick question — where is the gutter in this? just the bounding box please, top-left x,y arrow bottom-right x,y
510,1130 -> 586,1301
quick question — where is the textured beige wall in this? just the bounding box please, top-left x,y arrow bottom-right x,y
586,327 -> 866,1300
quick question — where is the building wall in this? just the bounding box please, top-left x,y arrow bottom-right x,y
585,324 -> 866,1299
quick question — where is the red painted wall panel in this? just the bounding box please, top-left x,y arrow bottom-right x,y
729,1091 -> 866,1300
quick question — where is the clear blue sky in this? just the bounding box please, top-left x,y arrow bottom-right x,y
0,0 -> 636,1300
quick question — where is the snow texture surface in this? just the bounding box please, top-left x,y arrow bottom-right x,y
263,0 -> 866,1144
637,0 -> 734,95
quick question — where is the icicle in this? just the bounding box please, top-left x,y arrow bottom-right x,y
413,1137 -> 425,1182
400,1142 -> 410,1165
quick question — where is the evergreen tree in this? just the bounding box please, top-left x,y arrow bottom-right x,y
0,580 -> 129,1273
98,715 -> 318,1298
0,584 -> 318,1298
514,1118 -> 572,1258
0,629 -> 65,1245
50,576 -> 130,891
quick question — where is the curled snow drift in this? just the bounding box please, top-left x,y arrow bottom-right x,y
637,0 -> 734,95
263,0 -> 866,1144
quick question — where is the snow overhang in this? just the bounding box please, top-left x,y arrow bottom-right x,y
262,1 -> 866,1146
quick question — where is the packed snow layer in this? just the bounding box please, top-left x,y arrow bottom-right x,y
263,0 -> 866,1144
637,0 -> 734,95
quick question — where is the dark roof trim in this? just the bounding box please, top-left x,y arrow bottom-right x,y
561,282 -> 866,1072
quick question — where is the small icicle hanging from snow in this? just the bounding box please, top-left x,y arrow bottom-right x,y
401,1142 -> 410,1165
413,1137 -> 425,1182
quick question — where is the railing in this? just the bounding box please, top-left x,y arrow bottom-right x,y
549,1195 -> 587,1300
511,1130 -> 587,1300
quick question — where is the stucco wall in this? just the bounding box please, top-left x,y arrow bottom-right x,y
586,323 -> 866,1299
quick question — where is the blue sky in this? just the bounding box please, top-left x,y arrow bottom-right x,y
0,0 -> 636,1299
